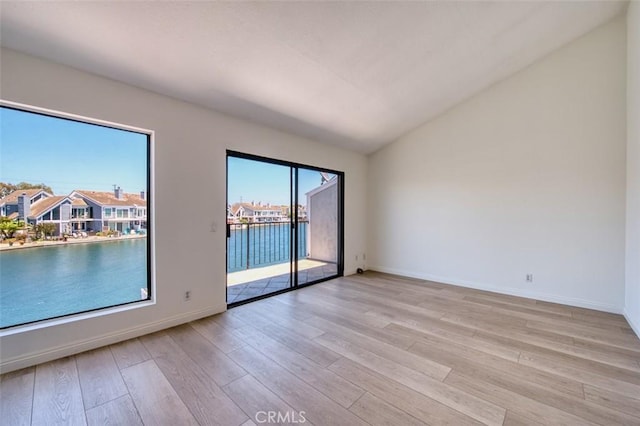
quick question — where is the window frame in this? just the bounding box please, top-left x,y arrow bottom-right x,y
0,99 -> 156,332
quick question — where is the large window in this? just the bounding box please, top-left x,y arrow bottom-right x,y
0,101 -> 153,329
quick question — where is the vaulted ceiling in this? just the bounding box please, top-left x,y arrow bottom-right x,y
0,1 -> 627,153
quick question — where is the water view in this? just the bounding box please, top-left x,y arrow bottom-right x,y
227,221 -> 308,272
0,238 -> 147,328
1,105 -> 151,328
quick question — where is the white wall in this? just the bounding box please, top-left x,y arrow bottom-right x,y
368,17 -> 627,312
626,2 -> 640,336
0,48 -> 368,372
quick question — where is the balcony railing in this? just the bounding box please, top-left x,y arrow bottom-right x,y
227,221 -> 308,273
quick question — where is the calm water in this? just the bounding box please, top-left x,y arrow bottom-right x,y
0,239 -> 147,328
227,222 -> 307,272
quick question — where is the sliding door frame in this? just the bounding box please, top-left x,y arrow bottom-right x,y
226,150 -> 344,307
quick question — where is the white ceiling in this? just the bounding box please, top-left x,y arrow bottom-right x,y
0,1 -> 627,154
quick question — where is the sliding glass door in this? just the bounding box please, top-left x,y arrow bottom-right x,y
226,151 -> 343,306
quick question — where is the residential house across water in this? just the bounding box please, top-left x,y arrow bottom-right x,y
227,201 -> 307,224
0,186 -> 147,236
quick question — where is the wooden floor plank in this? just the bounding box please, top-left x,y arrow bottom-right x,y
324,282 -> 447,321
222,375 -> 302,426
189,315 -> 247,354
316,333 -> 505,425
252,321 -> 341,368
502,410 -> 545,426
140,331 -> 248,426
0,366 -> 34,426
453,315 -> 640,373
238,325 -> 366,408
518,351 -> 640,399
384,321 -> 521,362
232,302 -> 325,340
348,392 -> 426,426
305,315 -> 450,380
328,357 -> 483,425
438,342 -> 640,425
573,336 -> 640,359
444,371 -> 594,426
571,310 -> 632,329
526,319 -> 640,352
32,357 -> 86,426
304,305 -> 416,349
85,395 -> 142,426
76,346 -> 128,409
109,338 -> 151,370
228,344 -> 368,426
438,349 -> 640,425
208,310 -> 250,331
280,289 -> 392,328
583,384 -> 640,419
255,297 -> 316,322
406,335 -> 584,398
120,360 -> 198,426
166,324 -> 246,386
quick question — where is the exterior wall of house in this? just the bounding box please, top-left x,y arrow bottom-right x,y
60,203 -> 71,222
4,204 -> 18,217
17,194 -> 30,219
307,179 -> 338,262
33,200 -> 74,236
75,198 -> 104,232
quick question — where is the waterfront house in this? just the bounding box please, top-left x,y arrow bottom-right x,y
230,201 -> 286,223
27,195 -> 74,236
27,196 -> 97,235
0,189 -> 53,219
0,187 -> 147,236
1,189 -> 80,236
276,204 -> 308,221
71,187 -> 147,234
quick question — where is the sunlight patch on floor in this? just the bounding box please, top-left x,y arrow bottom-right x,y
227,259 -> 329,286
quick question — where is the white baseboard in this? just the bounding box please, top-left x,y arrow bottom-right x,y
623,309 -> 640,339
369,265 -> 623,314
0,306 -> 223,374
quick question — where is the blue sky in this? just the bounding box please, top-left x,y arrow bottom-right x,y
0,107 -> 148,195
228,157 -> 332,206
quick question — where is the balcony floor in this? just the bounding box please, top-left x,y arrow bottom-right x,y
227,259 -> 337,304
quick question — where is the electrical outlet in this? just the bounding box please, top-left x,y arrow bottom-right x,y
363,253 -> 366,260
526,274 -> 533,282
185,290 -> 191,301
355,255 -> 358,261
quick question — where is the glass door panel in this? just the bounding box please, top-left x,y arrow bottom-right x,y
226,156 -> 292,304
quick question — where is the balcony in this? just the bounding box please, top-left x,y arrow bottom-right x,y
227,221 -> 337,304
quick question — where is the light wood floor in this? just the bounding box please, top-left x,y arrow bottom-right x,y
2,272 -> 640,425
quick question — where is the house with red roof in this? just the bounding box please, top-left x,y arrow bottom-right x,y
70,187 -> 147,234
